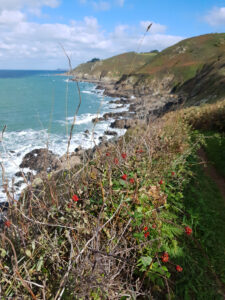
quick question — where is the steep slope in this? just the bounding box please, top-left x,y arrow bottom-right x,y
70,51 -> 157,82
116,33 -> 225,104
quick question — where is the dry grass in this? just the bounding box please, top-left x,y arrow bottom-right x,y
0,112 -> 195,299
181,99 -> 225,132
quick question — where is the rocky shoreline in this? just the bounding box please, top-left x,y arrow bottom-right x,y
0,74 -> 183,221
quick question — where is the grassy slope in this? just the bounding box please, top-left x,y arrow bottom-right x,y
1,103 -> 225,297
134,33 -> 225,103
176,162 -> 225,299
73,33 -> 225,103
71,51 -> 156,79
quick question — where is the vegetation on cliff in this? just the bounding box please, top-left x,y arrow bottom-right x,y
72,33 -> 225,104
1,99 -> 225,299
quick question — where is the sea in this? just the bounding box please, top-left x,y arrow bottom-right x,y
0,70 -> 127,202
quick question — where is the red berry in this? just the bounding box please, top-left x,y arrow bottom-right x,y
114,158 -> 119,165
161,252 -> 169,263
143,226 -> 148,231
185,226 -> 192,235
4,220 -> 11,228
171,172 -> 175,176
72,194 -> 79,202
176,265 -> 183,272
121,153 -> 127,159
152,224 -> 157,229
106,152 -> 110,157
144,231 -> 150,238
129,178 -> 135,184
159,180 -> 163,185
121,174 -> 127,181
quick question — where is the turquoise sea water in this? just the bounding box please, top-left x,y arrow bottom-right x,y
0,70 -> 127,201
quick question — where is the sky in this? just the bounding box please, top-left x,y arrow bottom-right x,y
0,0 -> 225,69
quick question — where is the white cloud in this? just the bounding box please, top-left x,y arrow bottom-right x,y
204,7 -> 225,26
140,21 -> 167,34
0,13 -> 183,69
92,1 -> 111,11
116,0 -> 125,7
0,10 -> 25,24
0,0 -> 60,11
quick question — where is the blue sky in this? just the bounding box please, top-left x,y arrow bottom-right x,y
0,0 -> 225,69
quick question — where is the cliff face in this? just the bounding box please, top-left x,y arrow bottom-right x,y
71,33 -> 225,106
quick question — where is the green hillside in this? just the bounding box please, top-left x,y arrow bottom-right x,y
138,33 -> 225,79
70,51 -> 157,81
120,33 -> 225,103
71,33 -> 225,103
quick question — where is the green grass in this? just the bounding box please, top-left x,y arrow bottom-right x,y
174,155 -> 225,299
203,131 -> 225,177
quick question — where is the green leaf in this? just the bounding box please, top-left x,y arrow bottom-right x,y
139,256 -> 152,268
37,256 -> 44,271
0,248 -> 7,258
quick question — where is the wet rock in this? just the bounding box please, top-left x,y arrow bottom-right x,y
103,111 -> 131,120
19,148 -> 61,173
14,180 -> 25,187
99,136 -> 107,142
92,117 -> 104,123
15,171 -> 34,181
110,119 -> 133,129
84,130 -> 90,134
104,130 -> 118,136
0,202 -> 9,226
75,146 -> 82,153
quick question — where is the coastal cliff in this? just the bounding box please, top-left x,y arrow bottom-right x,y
70,33 -> 225,110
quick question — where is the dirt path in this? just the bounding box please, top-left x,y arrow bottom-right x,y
198,148 -> 225,200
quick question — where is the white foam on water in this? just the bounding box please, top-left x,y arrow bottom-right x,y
0,83 -> 129,202
81,90 -> 94,95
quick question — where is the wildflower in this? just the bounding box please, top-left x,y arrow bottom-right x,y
129,178 -> 135,184
4,220 -> 11,228
106,152 -> 110,157
143,226 -> 148,231
161,252 -> 169,263
136,149 -> 144,153
72,194 -> 79,202
176,265 -> 183,272
121,174 -> 127,181
152,224 -> 157,229
171,172 -> 175,176
185,226 -> 192,235
144,231 -> 150,238
114,158 -> 119,165
121,153 -> 127,159
159,180 -> 163,185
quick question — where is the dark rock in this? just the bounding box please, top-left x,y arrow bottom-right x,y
75,146 -> 82,153
110,119 -> 133,129
15,171 -> 34,181
9,150 -> 15,154
0,202 -> 9,226
104,130 -> 118,136
84,130 -> 90,134
99,136 -> 107,142
14,180 -> 25,187
92,117 -> 104,123
19,148 -> 61,173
